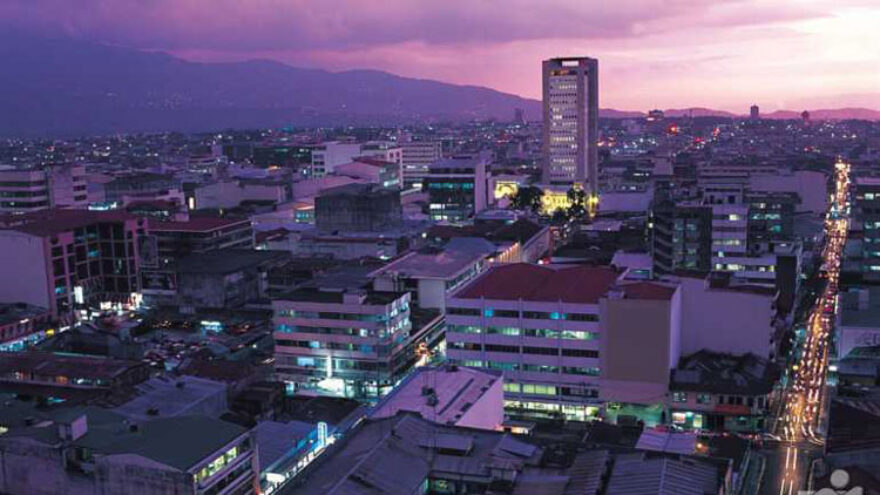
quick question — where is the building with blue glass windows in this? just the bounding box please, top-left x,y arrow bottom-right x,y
446,263 -> 681,424
272,288 -> 417,399
424,153 -> 489,224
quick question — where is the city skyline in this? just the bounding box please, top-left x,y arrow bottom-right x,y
2,0 -> 880,112
0,3 -> 878,494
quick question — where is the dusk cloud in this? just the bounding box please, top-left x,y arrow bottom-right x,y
0,0 -> 824,51
1,0 -> 878,111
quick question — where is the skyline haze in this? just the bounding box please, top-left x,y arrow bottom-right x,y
2,1 -> 880,113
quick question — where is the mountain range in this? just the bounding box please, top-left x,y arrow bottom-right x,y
0,34 -> 878,136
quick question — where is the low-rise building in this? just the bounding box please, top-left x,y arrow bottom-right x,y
142,248 -> 290,312
669,350 -> 777,432
103,172 -> 183,205
280,412 -> 556,495
334,158 -> 401,189
0,408 -> 258,495
425,218 -> 552,265
193,176 -> 292,210
308,142 -> 362,178
370,239 -> 494,311
370,365 -> 504,430
0,351 -> 150,401
0,302 -> 55,352
314,184 -> 402,233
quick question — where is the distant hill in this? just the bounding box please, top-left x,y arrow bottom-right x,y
599,109 -> 645,119
663,107 -> 738,118
762,110 -> 803,120
0,34 -> 548,136
1,34 -> 878,136
757,108 -> 880,120
613,107 -> 880,121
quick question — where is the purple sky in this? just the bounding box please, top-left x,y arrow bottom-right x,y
3,0 -> 880,111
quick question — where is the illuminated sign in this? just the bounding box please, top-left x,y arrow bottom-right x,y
317,421 -> 328,448
541,189 -> 571,215
200,320 -> 223,333
493,181 -> 519,200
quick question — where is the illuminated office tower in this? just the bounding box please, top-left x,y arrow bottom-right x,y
542,57 -> 599,197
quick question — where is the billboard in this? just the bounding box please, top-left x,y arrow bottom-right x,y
140,270 -> 177,294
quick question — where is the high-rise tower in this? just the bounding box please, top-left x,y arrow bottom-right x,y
542,57 -> 599,198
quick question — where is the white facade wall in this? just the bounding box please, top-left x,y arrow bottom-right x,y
0,168 -> 50,213
195,180 -> 288,209
310,143 -> 362,177
417,278 -> 447,311
0,231 -> 51,310
749,170 -> 827,214
401,142 -> 442,187
674,276 -> 775,359
598,190 -> 653,213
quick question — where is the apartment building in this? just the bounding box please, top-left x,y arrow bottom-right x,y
0,164 -> 88,213
272,288 -> 415,399
146,217 -> 253,267
446,263 -> 680,422
0,210 -> 146,317
854,176 -> 880,277
400,141 -> 442,188
424,153 -> 489,224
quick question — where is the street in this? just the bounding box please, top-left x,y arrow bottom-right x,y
765,160 -> 850,495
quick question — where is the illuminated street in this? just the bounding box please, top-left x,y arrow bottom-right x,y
769,160 -> 850,495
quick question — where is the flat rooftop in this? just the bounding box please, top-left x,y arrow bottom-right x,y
147,216 -> 250,232
0,209 -> 136,236
371,366 -> 501,425
428,155 -> 487,171
276,288 -> 404,306
0,352 -> 144,381
0,303 -> 48,327
255,420 -> 316,473
4,407 -> 247,472
670,350 -> 777,396
174,249 -> 289,274
370,243 -> 492,280
285,395 -> 364,426
453,264 -> 626,304
112,375 -> 227,421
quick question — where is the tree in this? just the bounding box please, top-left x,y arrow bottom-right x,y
551,208 -> 568,225
510,186 -> 544,215
566,186 -> 587,221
